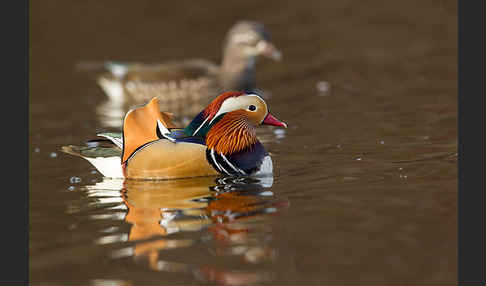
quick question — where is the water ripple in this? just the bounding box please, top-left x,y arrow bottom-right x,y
67,175 -> 288,285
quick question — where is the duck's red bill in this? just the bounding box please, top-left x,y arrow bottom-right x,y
263,113 -> 287,128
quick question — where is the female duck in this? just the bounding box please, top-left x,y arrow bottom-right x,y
62,91 -> 286,180
95,21 -> 281,112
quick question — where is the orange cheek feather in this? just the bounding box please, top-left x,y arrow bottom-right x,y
206,111 -> 258,155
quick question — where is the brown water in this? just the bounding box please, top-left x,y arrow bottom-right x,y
30,0 -> 457,285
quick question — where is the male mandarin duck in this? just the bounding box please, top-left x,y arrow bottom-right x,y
61,91 -> 287,180
94,21 -> 281,117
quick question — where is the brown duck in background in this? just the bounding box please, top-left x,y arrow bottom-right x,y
94,20 -> 281,120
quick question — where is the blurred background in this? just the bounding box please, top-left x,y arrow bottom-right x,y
30,0 -> 457,286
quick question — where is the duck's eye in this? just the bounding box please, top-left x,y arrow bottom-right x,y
248,105 -> 257,111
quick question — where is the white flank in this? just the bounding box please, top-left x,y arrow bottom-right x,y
97,77 -> 125,102
254,155 -> 273,176
84,156 -> 124,178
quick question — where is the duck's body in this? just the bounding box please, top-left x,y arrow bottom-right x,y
98,59 -> 220,117
94,21 -> 281,118
62,91 -> 286,180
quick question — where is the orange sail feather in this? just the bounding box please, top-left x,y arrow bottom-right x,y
122,97 -> 177,163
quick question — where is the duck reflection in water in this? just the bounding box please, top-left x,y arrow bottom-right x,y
91,175 -> 287,285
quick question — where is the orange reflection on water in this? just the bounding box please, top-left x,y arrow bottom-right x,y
118,176 -> 287,285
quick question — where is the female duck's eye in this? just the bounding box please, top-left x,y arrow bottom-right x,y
248,105 -> 257,111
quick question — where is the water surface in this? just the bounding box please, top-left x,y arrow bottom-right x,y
30,0 -> 457,285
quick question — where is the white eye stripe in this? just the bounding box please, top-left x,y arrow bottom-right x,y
209,97 -> 242,124
246,93 -> 268,110
246,93 -> 265,101
209,93 -> 268,125
232,32 -> 258,44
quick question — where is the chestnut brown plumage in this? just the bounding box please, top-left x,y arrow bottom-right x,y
206,110 -> 259,155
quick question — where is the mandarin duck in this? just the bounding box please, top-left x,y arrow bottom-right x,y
94,21 -> 281,119
61,91 -> 287,180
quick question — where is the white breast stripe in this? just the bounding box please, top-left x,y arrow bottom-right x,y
221,153 -> 247,175
210,149 -> 222,172
211,149 -> 229,175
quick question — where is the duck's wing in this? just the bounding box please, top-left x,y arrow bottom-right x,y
82,128 -> 202,151
98,59 -> 219,86
95,132 -> 123,149
97,60 -> 220,107
121,59 -> 219,83
165,129 -> 206,145
61,144 -> 121,158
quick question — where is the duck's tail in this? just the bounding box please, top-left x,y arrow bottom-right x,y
61,98 -> 178,178
60,144 -> 124,178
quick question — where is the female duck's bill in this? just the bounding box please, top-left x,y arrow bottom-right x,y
61,91 -> 287,180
